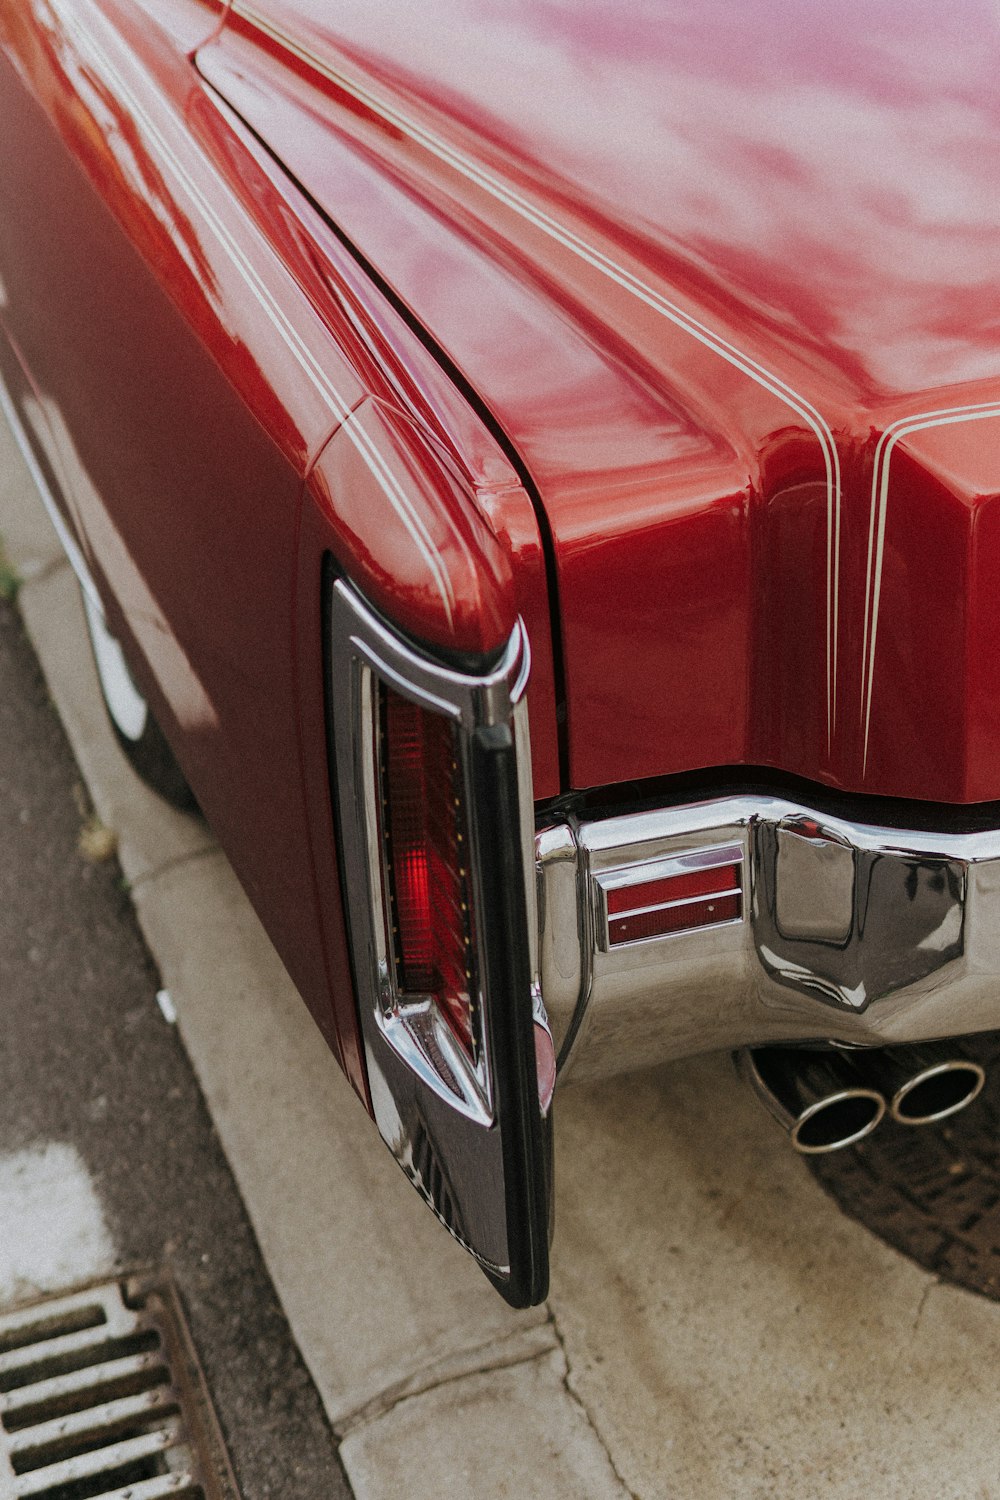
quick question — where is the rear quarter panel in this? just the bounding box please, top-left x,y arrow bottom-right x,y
0,0 -> 557,1099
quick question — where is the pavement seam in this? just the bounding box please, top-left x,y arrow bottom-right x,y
547,1306 -> 640,1500
334,1321 -> 559,1436
17,553 -> 71,589
125,839 -> 222,893
909,1278 -> 936,1340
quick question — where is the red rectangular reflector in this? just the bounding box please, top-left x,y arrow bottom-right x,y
606,861 -> 742,916
608,892 -> 742,946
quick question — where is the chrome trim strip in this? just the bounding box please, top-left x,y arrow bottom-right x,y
596,840 -> 744,896
0,368 -> 101,613
538,793 -> 1000,1085
611,888 -> 744,923
535,822 -> 585,1065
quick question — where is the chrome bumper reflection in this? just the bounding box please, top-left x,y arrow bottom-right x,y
537,795 -> 1000,1084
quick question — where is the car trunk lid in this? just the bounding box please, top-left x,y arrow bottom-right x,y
198,0 -> 1000,803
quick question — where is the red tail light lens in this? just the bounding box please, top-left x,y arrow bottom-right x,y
379,686 -> 478,1057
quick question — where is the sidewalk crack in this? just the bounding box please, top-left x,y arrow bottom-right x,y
910,1278 -> 935,1339
334,1319 -> 557,1436
19,553 -> 71,589
548,1305 -> 640,1500
127,840 -> 220,893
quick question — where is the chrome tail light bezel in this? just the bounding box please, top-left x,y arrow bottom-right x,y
325,571 -> 550,1306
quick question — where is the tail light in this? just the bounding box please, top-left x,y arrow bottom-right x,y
326,574 -> 551,1307
379,687 -> 479,1059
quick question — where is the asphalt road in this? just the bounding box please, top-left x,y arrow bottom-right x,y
0,589 -> 352,1500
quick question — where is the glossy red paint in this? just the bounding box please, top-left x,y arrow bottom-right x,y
7,0 -> 1000,1113
0,0 -> 565,1103
0,0 -> 364,1076
198,0 -> 1000,803
174,52 -> 562,794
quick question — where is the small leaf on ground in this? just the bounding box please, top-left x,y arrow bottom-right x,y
78,813 -> 118,863
0,536 -> 20,601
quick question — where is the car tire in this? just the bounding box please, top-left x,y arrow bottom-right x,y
81,586 -> 198,812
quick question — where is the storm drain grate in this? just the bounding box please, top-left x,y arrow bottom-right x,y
0,1276 -> 239,1500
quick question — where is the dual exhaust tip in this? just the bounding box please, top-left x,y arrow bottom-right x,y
737,1043 -> 986,1155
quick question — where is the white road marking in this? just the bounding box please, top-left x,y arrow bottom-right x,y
0,1143 -> 116,1303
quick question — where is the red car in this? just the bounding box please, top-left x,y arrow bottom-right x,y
3,0 -> 998,1306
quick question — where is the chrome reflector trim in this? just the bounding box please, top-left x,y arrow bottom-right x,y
595,840 -> 744,950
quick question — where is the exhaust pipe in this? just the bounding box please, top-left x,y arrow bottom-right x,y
846,1043 -> 985,1126
736,1047 -> 886,1154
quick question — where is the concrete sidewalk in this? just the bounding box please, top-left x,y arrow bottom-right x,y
5,411 -> 1000,1499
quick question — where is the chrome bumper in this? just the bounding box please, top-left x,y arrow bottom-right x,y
537,795 -> 1000,1084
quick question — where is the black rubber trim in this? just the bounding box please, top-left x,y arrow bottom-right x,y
469,722 -> 550,1306
540,760 -> 1000,837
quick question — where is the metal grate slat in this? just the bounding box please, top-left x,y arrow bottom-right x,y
0,1351 -> 167,1422
93,1474 -> 201,1500
0,1304 -> 105,1356
0,1278 -> 239,1500
0,1287 -> 132,1345
12,1420 -> 184,1497
0,1324 -> 157,1386
7,1388 -> 179,1461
